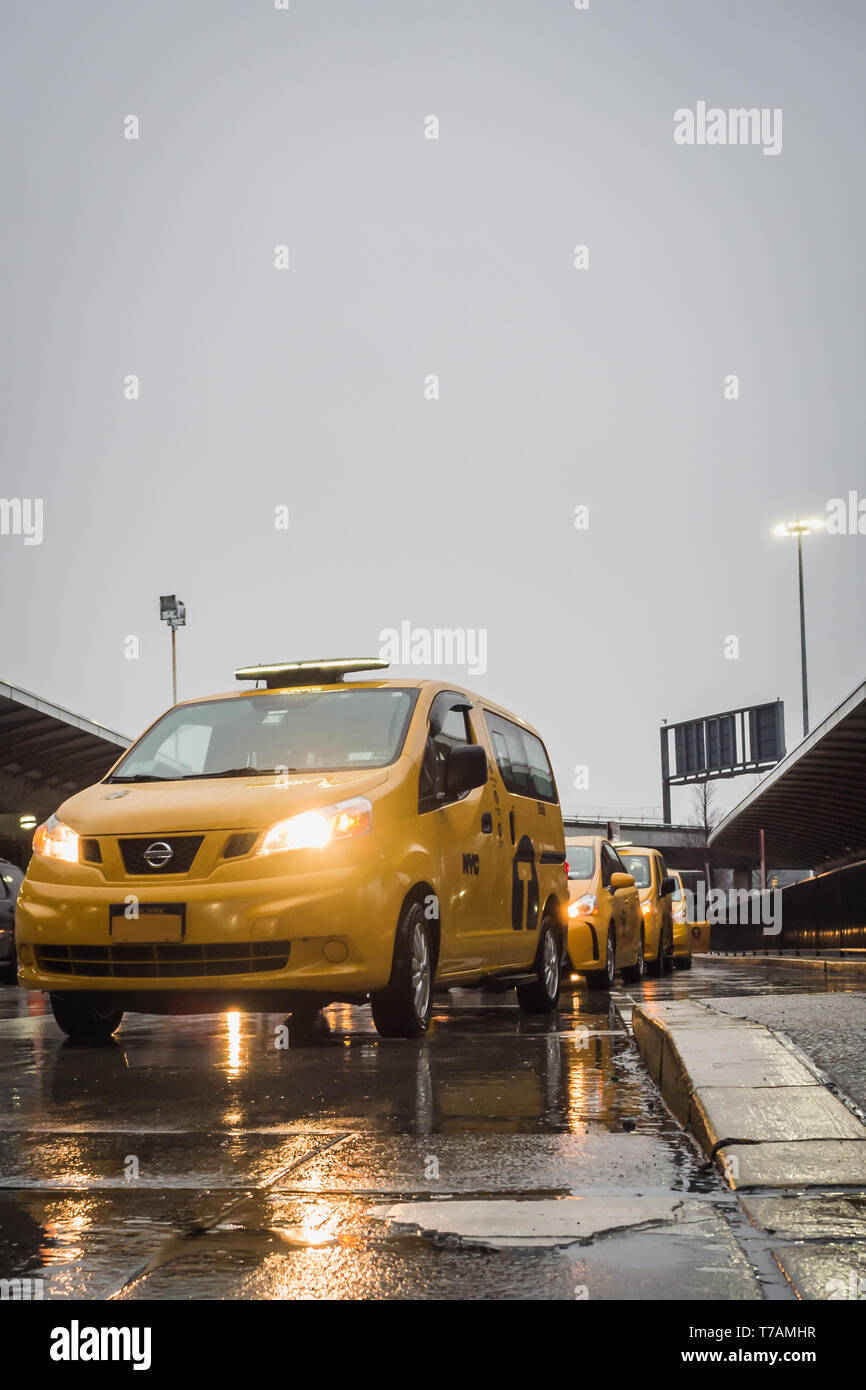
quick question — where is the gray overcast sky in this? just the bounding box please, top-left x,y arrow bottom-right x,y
2,0 -> 865,823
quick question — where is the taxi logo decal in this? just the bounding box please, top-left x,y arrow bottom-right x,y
511,835 -> 539,932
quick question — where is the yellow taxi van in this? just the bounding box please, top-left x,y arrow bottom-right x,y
16,659 -> 569,1040
564,835 -> 643,989
616,845 -> 675,977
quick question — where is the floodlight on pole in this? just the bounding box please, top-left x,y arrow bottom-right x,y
772,518 -> 823,738
158,594 -> 186,705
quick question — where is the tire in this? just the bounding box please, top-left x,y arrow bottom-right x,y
661,932 -> 675,975
647,933 -> 664,978
516,916 -> 562,1014
621,930 -> 644,984
586,928 -> 616,991
675,953 -> 693,971
49,994 -> 124,1042
370,900 -> 434,1038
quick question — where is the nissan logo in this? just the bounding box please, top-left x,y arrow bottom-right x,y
143,841 -> 174,869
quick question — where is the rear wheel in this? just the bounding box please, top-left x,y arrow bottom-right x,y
516,916 -> 561,1014
586,928 -> 616,991
674,953 -> 693,971
647,934 -> 664,978
662,932 -> 675,975
49,994 -> 123,1042
370,900 -> 434,1038
621,930 -> 644,984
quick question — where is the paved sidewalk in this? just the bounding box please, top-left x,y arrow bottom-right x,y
710,992 -> 866,1115
631,998 -> 866,1300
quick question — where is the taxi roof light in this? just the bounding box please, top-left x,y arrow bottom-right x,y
234,657 -> 390,689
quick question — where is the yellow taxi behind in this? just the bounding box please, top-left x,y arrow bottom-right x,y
616,845 -> 675,977
564,835 -> 643,989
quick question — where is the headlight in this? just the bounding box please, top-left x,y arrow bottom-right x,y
32,814 -> 79,863
568,893 -> 597,918
641,899 -> 653,915
673,904 -> 686,923
257,796 -> 372,856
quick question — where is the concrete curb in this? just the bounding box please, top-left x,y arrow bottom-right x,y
632,1000 -> 866,1189
702,953 -> 866,977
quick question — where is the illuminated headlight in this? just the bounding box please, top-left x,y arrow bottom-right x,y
641,899 -> 653,915
32,814 -> 79,863
257,796 -> 372,855
568,893 -> 597,918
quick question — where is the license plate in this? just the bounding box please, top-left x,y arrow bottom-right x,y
110,903 -> 185,943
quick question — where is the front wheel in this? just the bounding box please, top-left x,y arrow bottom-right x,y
586,928 -> 616,991
370,901 -> 434,1038
50,994 -> 123,1042
516,916 -> 561,1014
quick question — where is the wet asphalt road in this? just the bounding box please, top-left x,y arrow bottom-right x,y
0,961 -> 862,1300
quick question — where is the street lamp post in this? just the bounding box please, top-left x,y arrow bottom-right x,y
159,594 -> 187,705
773,518 -> 822,739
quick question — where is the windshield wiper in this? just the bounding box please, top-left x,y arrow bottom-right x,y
106,774 -> 174,783
180,767 -> 298,780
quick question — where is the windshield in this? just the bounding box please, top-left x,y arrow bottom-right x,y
108,688 -> 419,782
620,853 -> 651,889
566,845 -> 595,880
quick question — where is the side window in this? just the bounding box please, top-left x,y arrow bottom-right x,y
484,711 -> 550,800
418,694 -> 472,812
521,730 -> 558,804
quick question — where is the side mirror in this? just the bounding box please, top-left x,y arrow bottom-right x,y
661,875 -> 676,896
445,744 -> 488,798
610,871 -> 635,891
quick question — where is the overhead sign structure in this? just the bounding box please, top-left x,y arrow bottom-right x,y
660,701 -> 785,823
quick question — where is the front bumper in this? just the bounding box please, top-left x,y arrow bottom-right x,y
16,857 -> 398,996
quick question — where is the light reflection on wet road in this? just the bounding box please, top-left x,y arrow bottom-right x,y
0,962 -> 860,1299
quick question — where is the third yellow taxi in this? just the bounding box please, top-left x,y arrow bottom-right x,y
616,845 -> 675,977
564,835 -> 643,989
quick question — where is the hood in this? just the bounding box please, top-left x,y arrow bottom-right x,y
56,769 -> 390,835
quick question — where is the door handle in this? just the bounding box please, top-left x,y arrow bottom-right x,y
481,813 -> 493,834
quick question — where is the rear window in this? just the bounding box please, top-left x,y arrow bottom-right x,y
483,711 -> 558,804
566,845 -> 595,879
620,853 -> 651,889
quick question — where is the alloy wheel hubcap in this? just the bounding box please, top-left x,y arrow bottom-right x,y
410,922 -> 431,1018
542,930 -> 559,996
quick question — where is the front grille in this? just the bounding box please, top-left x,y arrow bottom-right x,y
223,831 -> 258,858
118,836 -> 204,875
35,941 -> 291,979
80,838 -> 103,864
